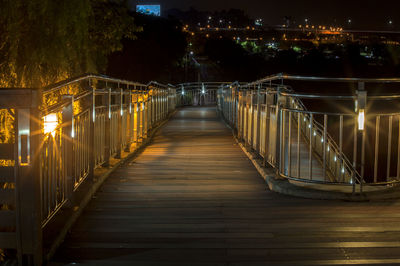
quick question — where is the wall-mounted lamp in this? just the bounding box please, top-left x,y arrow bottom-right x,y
43,113 -> 58,137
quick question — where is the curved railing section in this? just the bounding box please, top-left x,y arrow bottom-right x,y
217,74 -> 400,193
176,82 -> 234,106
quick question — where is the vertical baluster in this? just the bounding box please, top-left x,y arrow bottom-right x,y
288,111 -> 292,176
339,115 -> 343,182
323,115 -> 327,181
297,112 -> 301,178
374,116 -> 380,182
387,115 -> 393,181
397,116 -> 400,180
309,114 -> 313,180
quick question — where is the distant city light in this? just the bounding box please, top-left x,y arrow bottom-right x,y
136,5 -> 161,16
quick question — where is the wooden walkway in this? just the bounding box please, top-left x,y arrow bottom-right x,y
51,107 -> 400,265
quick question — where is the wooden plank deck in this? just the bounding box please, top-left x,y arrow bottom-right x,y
51,106 -> 400,265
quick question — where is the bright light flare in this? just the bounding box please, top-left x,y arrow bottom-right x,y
358,109 -> 365,130
43,113 -> 58,137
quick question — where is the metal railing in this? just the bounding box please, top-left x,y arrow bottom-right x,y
0,74 -> 177,265
176,82 -> 232,106
218,74 -> 400,193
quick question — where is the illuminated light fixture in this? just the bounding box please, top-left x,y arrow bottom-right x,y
342,167 -> 345,174
304,117 -> 306,122
321,137 -> 324,143
308,124 -> 311,128
43,113 -> 58,137
334,156 -> 337,162
327,145 -> 330,151
142,102 -> 145,111
120,108 -> 123,116
358,109 -> 365,130
313,131 -> 316,136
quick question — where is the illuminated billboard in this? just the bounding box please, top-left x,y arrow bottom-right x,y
136,5 -> 161,16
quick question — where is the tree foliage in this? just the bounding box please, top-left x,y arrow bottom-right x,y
0,0 -> 139,88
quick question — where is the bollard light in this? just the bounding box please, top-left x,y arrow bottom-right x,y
358,109 -> 365,130
43,113 -> 58,137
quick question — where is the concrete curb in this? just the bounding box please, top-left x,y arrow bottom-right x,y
45,111 -> 176,261
236,138 -> 400,201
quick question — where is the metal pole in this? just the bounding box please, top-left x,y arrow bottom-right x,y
297,112 -> 301,178
339,115 -> 343,182
323,115 -> 327,181
288,111 -> 292,176
387,115 -> 393,181
374,116 -> 380,182
309,114 -> 313,180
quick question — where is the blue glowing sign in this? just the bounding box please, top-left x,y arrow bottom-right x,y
136,5 -> 161,16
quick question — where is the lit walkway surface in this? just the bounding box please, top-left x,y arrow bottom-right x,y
51,107 -> 400,265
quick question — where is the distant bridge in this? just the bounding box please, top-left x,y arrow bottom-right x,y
1,74 -> 400,265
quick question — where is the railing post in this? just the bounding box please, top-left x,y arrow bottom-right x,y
89,86 -> 95,181
234,87 -> 238,135
125,88 -> 132,152
115,87 -> 122,159
256,84 -> 261,153
242,91 -> 246,142
103,88 -> 111,167
62,95 -> 75,203
249,91 -> 254,148
16,90 -> 43,265
275,89 -> 283,174
264,91 -> 272,167
356,84 -> 367,193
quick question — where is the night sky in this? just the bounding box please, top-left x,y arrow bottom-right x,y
132,0 -> 400,29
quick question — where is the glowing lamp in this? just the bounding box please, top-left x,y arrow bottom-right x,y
43,113 -> 58,136
358,109 -> 365,130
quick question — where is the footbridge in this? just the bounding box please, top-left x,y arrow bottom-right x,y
1,74 -> 400,265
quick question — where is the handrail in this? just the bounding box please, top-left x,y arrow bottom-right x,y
43,74 -> 175,95
246,73 -> 400,86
